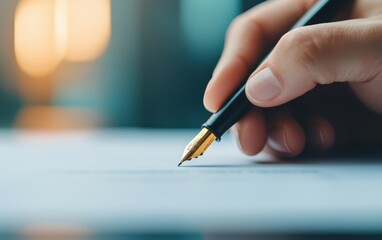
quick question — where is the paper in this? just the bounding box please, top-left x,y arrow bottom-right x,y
0,129 -> 382,235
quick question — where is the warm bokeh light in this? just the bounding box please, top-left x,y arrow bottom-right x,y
22,223 -> 90,240
55,0 -> 68,57
15,106 -> 102,130
15,0 -> 65,78
64,0 -> 111,62
14,0 -> 111,77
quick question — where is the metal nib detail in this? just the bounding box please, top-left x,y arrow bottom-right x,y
178,128 -> 216,166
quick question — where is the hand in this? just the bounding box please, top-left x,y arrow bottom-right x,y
204,0 -> 382,158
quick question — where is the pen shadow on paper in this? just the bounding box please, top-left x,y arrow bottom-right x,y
183,146 -> 381,168
188,154 -> 362,168
183,155 -> 379,168
184,159 -> 304,168
185,149 -> 382,168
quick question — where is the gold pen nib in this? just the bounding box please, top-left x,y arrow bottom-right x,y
178,128 -> 217,166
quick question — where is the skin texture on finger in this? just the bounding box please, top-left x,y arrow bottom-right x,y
204,0 -> 316,113
245,19 -> 382,110
341,1 -> 382,114
351,72 -> 382,114
264,113 -> 306,157
349,14 -> 382,114
230,108 -> 266,156
351,0 -> 382,19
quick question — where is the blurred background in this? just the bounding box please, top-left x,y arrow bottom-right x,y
0,0 -> 263,130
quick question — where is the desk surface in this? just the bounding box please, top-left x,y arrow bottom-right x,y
0,129 -> 381,237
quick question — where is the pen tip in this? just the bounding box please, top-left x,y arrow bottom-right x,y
178,128 -> 217,167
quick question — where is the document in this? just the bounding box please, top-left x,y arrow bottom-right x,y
0,129 -> 381,235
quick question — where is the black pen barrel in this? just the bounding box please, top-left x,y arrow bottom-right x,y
202,86 -> 251,141
201,0 -> 353,141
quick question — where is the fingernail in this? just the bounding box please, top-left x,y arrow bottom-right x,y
312,125 -> 327,149
318,127 -> 327,147
267,127 -> 292,154
231,125 -> 243,152
246,68 -> 281,103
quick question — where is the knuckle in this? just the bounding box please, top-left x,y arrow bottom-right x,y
227,15 -> 246,36
279,28 -> 330,84
280,28 -> 321,64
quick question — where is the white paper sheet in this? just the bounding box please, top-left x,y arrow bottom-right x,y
0,129 -> 381,235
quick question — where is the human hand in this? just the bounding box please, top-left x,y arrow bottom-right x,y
204,0 -> 382,157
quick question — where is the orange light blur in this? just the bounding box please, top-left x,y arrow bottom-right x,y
14,0 -> 111,77
64,0 -> 111,61
15,106 -> 102,130
15,0 -> 65,78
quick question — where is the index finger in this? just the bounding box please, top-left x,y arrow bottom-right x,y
204,0 -> 316,112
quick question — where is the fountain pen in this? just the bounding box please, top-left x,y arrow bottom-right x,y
178,0 -> 352,166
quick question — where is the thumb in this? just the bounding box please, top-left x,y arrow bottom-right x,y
245,19 -> 382,108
